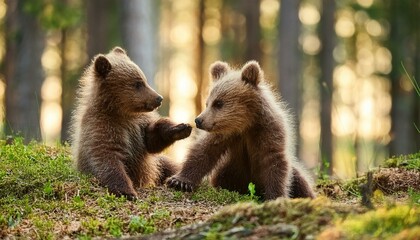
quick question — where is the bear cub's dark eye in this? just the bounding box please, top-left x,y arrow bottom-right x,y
212,100 -> 223,109
134,81 -> 144,90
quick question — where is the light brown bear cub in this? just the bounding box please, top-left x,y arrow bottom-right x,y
167,61 -> 315,200
71,47 -> 192,200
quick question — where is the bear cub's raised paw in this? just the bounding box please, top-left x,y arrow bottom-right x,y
166,175 -> 196,192
168,123 -> 193,141
152,119 -> 192,142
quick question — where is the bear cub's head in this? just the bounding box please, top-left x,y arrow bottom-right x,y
195,61 -> 264,135
93,47 -> 163,114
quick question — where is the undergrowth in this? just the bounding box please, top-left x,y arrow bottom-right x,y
384,151 -> 420,170
0,137 -> 418,239
147,197 -> 419,240
0,137 -> 86,200
0,137 -> 254,239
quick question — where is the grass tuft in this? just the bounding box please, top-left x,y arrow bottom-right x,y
191,184 -> 256,204
0,137 -> 89,200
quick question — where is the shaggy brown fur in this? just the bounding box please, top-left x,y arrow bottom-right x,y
167,61 -> 315,200
71,47 -> 192,200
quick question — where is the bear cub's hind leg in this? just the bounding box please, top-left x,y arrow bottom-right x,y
156,155 -> 180,185
211,157 -> 251,194
289,167 -> 316,199
95,159 -> 138,200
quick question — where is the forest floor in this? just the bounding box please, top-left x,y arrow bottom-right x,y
0,137 -> 419,239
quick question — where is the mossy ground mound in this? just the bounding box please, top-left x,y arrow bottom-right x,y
0,138 -> 419,239
319,204 -> 420,240
142,198 -> 419,240
140,197 -> 361,240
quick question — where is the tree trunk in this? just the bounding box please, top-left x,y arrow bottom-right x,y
195,0 -> 205,115
4,0 -> 45,142
411,0 -> 420,151
389,1 -> 416,155
121,0 -> 157,87
414,10 -> 420,151
244,0 -> 261,62
319,0 -> 335,175
220,1 -> 245,64
278,0 -> 301,155
60,29 -> 73,142
87,0 -> 113,59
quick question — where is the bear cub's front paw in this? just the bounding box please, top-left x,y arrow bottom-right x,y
108,188 -> 139,201
168,123 -> 192,141
166,175 -> 196,192
123,192 -> 139,201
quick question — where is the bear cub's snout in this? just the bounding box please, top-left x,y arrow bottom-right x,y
194,117 -> 204,129
155,95 -> 163,105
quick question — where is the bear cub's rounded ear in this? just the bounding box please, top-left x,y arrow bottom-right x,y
209,61 -> 229,81
94,55 -> 112,78
241,60 -> 263,86
112,47 -> 127,55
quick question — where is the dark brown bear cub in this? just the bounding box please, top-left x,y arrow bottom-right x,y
71,47 -> 192,200
167,61 -> 315,200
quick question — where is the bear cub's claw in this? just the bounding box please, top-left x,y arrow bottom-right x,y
169,123 -> 192,141
124,193 -> 139,201
166,175 -> 195,192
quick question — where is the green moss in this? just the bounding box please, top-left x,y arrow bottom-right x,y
0,137 -> 89,200
96,193 -> 128,210
146,192 -> 164,203
137,201 -> 151,210
1,138 -> 419,239
105,217 -> 124,237
172,191 -> 183,201
128,216 -> 156,234
81,217 -> 101,236
191,185 -> 255,204
385,151 -> 420,170
339,205 -> 420,239
33,217 -> 55,239
151,208 -> 171,220
408,188 -> 420,205
200,197 -> 350,239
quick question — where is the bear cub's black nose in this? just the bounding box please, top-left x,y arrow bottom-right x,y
156,96 -> 163,104
195,117 -> 203,128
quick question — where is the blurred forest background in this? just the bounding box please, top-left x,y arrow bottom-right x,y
0,0 -> 419,179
